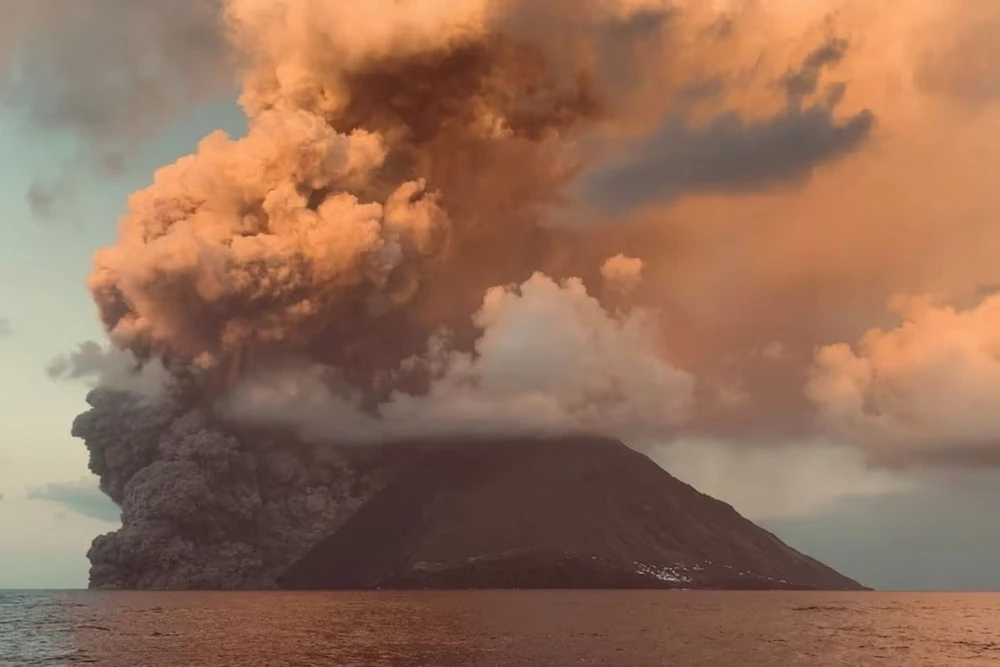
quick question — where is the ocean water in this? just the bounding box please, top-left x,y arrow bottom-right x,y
2,590 -> 1000,666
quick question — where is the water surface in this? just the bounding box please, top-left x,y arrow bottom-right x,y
3,590 -> 999,666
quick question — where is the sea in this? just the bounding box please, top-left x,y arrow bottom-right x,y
2,590 -> 999,666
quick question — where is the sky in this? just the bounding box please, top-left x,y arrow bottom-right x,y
3,0 -> 1000,590
0,103 -> 246,588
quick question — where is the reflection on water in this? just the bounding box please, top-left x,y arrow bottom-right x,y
4,590 -> 1000,666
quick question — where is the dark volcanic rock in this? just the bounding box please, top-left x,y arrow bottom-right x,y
280,437 -> 866,590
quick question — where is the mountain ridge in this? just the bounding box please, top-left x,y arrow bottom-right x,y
281,437 -> 866,591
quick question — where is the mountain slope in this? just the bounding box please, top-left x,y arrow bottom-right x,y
280,437 -> 865,590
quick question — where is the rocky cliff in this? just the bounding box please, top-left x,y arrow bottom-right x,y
280,437 -> 865,590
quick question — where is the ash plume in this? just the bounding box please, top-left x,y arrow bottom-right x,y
63,0 -> 886,588
73,387 -> 380,588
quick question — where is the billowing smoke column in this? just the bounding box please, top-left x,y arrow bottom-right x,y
74,386 -> 379,588
61,0 -> 874,588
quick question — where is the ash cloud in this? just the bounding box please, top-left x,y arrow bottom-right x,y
0,319 -> 10,336
60,0 -> 1000,589
84,1 -> 872,382
583,38 -> 875,212
781,38 -> 849,102
71,0 -> 793,588
72,387 -> 381,588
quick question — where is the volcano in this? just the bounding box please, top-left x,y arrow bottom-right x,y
280,437 -> 865,590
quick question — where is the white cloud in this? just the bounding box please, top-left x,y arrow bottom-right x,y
808,294 -> 1000,465
222,272 -> 696,443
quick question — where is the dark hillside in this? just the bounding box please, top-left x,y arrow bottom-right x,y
281,437 -> 865,591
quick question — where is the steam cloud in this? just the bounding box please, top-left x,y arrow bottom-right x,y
50,0 -> 999,587
808,294 -> 1000,468
219,272 -> 694,443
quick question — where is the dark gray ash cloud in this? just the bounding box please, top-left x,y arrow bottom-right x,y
52,2 -> 895,590
781,38 -> 849,102
587,103 -> 874,212
71,387 -> 378,589
583,38 -> 875,213
27,478 -> 121,523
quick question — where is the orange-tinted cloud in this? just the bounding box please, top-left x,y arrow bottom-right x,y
58,0 -> 1000,468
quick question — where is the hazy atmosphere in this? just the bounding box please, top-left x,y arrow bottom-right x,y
2,0 -> 1000,591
